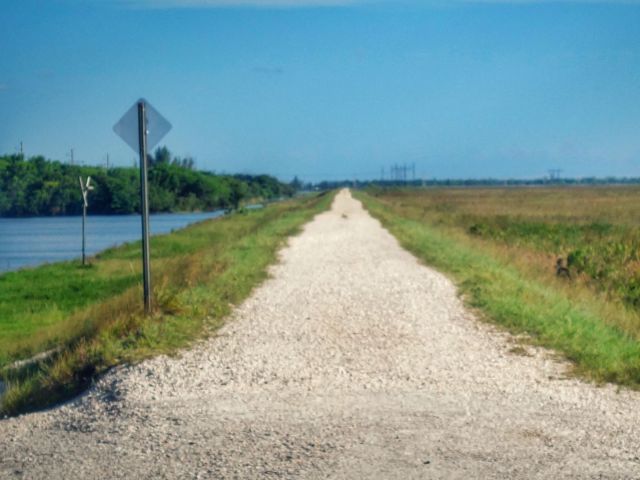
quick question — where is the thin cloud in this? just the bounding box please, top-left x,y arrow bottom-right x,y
114,0 -> 364,8
109,0 -> 640,8
461,0 -> 640,3
36,70 -> 55,79
252,66 -> 285,75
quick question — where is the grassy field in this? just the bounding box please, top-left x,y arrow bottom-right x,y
356,186 -> 640,387
0,192 -> 333,415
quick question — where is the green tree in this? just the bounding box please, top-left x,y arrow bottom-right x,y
0,147 -> 292,217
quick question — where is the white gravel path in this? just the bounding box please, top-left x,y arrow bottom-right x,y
1,189 -> 640,479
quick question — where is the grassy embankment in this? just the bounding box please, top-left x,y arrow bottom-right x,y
0,192 -> 333,415
356,187 -> 640,387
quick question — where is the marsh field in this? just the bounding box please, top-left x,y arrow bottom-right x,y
357,186 -> 640,387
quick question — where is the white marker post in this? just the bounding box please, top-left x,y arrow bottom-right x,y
114,98 -> 172,314
79,176 -> 94,266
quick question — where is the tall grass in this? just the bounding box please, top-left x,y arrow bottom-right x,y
366,186 -> 640,314
356,189 -> 640,387
0,192 -> 333,415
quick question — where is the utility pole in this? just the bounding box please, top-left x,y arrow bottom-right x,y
548,169 -> 563,182
19,141 -> 23,157
69,148 -> 75,165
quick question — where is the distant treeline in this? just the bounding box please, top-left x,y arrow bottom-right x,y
311,177 -> 640,190
0,147 -> 295,217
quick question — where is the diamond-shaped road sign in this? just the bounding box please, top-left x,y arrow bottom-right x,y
113,98 -> 172,153
112,98 -> 172,315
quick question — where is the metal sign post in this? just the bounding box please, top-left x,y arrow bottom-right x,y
137,102 -> 152,314
114,98 -> 172,315
78,176 -> 94,266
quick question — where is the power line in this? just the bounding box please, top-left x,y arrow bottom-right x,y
548,168 -> 563,181
389,163 -> 416,183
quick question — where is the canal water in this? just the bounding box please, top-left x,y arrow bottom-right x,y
0,211 -> 225,273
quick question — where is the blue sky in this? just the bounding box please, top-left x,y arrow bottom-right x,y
1,0 -> 639,181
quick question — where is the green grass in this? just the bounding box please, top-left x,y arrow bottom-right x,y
366,186 -> 640,320
356,189 -> 640,387
0,191 -> 333,415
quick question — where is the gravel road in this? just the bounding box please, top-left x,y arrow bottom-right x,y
2,189 -> 640,479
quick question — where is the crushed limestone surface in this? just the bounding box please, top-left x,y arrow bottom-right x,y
1,189 -> 640,479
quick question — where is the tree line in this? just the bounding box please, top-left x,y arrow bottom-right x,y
0,147 -> 295,217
